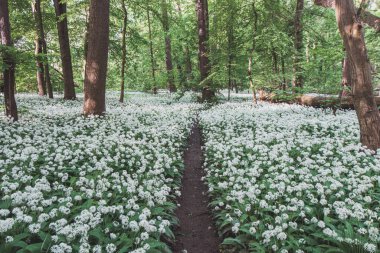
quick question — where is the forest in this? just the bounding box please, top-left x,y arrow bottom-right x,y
1,0 -> 380,253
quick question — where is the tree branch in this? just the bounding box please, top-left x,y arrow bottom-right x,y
314,0 -> 380,32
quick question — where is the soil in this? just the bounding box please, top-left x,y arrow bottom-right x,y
172,123 -> 221,253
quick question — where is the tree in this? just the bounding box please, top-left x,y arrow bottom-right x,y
83,0 -> 110,116
53,0 -> 76,100
32,0 -> 53,98
293,0 -> 304,88
335,0 -> 380,151
161,0 -> 176,93
0,0 -> 18,120
196,0 -> 214,101
147,10 -> 157,93
248,0 -> 258,104
120,0 -> 128,103
315,0 -> 380,151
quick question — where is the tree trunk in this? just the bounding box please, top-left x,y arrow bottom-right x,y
248,1 -> 258,104
53,0 -> 76,100
293,0 -> 304,88
335,0 -> 380,151
161,0 -> 176,93
83,0 -> 110,116
0,0 -> 18,121
83,7 -> 89,81
281,56 -> 286,90
32,0 -> 53,98
32,1 -> 45,96
196,0 -> 214,101
147,10 -> 157,93
120,0 -> 127,103
341,53 -> 352,97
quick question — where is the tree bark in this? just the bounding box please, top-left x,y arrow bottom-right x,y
335,0 -> 380,151
293,0 -> 304,88
0,0 -> 18,120
196,0 -> 214,101
120,0 -> 127,103
161,0 -> 176,93
83,0 -> 110,116
147,10 -> 157,93
53,0 -> 76,100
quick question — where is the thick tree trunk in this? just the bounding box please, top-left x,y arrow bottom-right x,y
32,0 -> 53,98
335,0 -> 380,151
147,10 -> 157,93
83,0 -> 110,116
0,0 -> 18,120
293,0 -> 304,88
120,0 -> 127,103
196,0 -> 214,101
161,0 -> 176,93
53,0 -> 76,100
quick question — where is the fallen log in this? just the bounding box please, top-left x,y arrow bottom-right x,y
258,91 -> 380,109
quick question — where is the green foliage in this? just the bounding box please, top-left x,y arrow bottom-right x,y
4,0 -> 380,94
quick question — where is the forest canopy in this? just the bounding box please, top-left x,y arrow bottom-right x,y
1,0 -> 379,94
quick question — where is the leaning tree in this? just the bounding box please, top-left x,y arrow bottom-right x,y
315,0 -> 380,151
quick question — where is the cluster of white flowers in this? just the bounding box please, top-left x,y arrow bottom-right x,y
0,93 -> 200,252
200,102 -> 380,252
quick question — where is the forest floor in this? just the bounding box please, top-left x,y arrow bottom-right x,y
173,123 -> 220,253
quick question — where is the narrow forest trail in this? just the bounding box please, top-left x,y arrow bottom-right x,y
173,123 -> 220,253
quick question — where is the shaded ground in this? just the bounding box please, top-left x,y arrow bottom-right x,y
173,123 -> 220,253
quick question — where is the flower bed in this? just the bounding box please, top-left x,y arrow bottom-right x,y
0,94 -> 197,253
200,102 -> 380,253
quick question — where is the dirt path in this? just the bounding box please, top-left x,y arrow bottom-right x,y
173,123 -> 220,253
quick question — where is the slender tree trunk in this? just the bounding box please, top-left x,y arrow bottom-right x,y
161,0 -> 176,93
293,0 -> 304,88
196,0 -> 214,101
341,53 -> 352,97
32,1 -> 45,96
53,0 -> 76,100
335,0 -> 380,151
32,0 -> 53,98
0,0 -> 18,120
83,0 -> 110,116
83,7 -> 89,81
147,10 -> 157,94
248,1 -> 258,104
176,0 -> 193,86
120,0 -> 127,103
281,56 -> 286,90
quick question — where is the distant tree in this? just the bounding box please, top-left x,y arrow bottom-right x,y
32,0 -> 53,98
161,0 -> 176,93
53,0 -> 76,100
293,0 -> 304,88
120,0 -> 128,103
0,0 -> 18,120
83,0 -> 110,116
